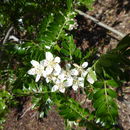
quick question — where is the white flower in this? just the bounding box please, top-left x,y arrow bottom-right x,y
53,64 -> 61,76
58,70 -> 66,81
59,87 -> 66,93
65,63 -> 71,70
81,62 -> 88,68
45,45 -> 51,50
81,70 -> 88,78
51,70 -> 73,93
51,85 -> 59,92
64,77 -> 73,87
87,75 -> 95,84
28,60 -> 45,82
45,74 -> 57,83
51,79 -> 66,93
28,56 -> 95,93
73,62 -> 89,78
44,52 -> 61,76
58,70 -> 73,87
73,62 -> 88,72
72,85 -> 78,91
72,77 -> 84,91
86,69 -> 97,84
71,68 -> 79,76
78,77 -> 84,87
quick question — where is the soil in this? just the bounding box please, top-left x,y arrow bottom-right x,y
2,0 -> 130,130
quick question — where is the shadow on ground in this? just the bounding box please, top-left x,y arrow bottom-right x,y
116,0 -> 130,14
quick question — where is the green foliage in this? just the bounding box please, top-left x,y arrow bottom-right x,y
77,0 -> 95,7
95,34 -> 130,81
0,0 -> 130,129
90,34 -> 130,127
93,84 -> 118,124
0,90 -> 12,126
58,98 -> 89,121
60,36 -> 82,61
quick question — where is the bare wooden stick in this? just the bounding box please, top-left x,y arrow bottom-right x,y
19,105 -> 33,119
3,26 -> 14,44
75,9 -> 125,38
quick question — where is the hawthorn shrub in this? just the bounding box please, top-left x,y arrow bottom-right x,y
0,0 -> 130,129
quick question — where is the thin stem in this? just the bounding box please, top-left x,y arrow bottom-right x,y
3,26 -> 14,44
75,9 -> 125,39
104,81 -> 114,122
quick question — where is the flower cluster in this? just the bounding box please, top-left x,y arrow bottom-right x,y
28,52 -> 97,93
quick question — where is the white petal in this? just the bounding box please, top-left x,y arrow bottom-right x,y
55,79 -> 60,84
82,71 -> 88,77
59,87 -> 65,93
45,52 -> 54,61
51,85 -> 59,92
71,69 -> 79,76
46,77 -> 50,83
65,63 -> 71,70
28,68 -> 36,75
58,72 -> 66,80
64,77 -> 73,87
43,60 -> 48,67
45,45 -> 51,49
18,18 -> 23,23
78,77 -> 84,82
79,82 -> 84,87
42,70 -> 47,78
45,66 -> 53,75
52,77 -> 57,82
72,85 -> 78,91
53,71 -> 59,77
35,74 -> 41,82
54,57 -> 61,63
31,60 -> 39,67
53,64 -> 61,76
82,62 -> 88,68
40,60 -> 45,66
73,63 -> 80,68
78,77 -> 84,87
55,64 -> 61,70
87,75 -> 94,84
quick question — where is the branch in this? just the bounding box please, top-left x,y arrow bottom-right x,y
3,26 -> 14,44
75,9 -> 125,39
19,105 -> 33,119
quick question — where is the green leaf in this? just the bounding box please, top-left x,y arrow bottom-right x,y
123,49 -> 130,56
117,34 -> 130,52
93,95 -> 105,109
106,80 -> 119,87
57,97 -> 90,121
74,49 -> 82,59
106,89 -> 117,98
93,81 -> 104,88
96,103 -> 106,116
61,41 -> 69,50
67,0 -> 72,10
0,101 -> 6,110
61,48 -> 69,56
93,89 -> 105,99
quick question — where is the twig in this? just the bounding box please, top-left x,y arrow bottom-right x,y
9,35 -> 20,42
3,26 -> 14,44
19,105 -> 33,119
75,9 -> 125,39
